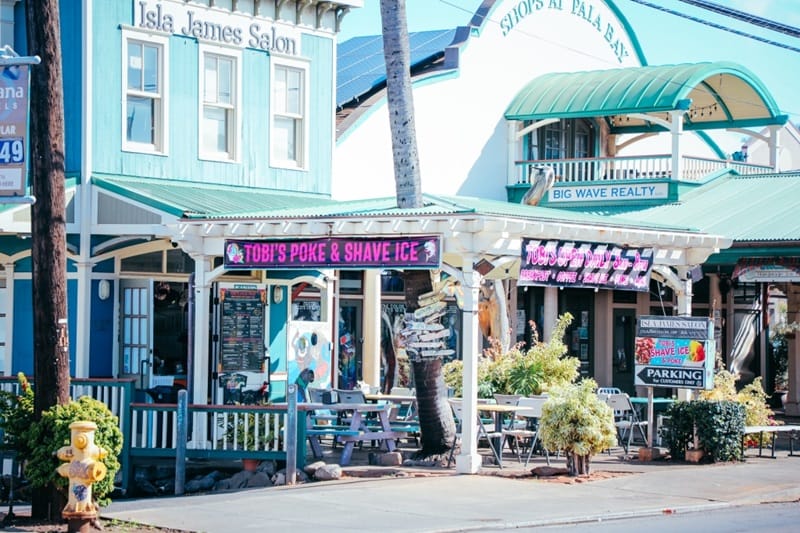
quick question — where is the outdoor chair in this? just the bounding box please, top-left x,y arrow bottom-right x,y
446,399 -> 503,468
501,396 -> 550,467
605,393 -> 648,453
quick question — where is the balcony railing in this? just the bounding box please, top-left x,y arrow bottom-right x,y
514,155 -> 773,185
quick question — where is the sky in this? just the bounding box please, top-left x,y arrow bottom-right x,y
338,0 -> 800,123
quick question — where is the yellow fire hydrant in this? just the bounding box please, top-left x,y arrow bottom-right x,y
56,421 -> 108,526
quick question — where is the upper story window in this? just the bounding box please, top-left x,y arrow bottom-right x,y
200,46 -> 240,161
272,59 -> 309,169
526,118 -> 595,161
122,30 -> 169,154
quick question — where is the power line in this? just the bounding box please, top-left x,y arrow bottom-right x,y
629,0 -> 800,54
675,0 -> 800,39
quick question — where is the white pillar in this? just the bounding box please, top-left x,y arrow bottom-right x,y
768,125 -> 781,172
670,111 -> 685,180
362,270 -> 381,388
191,256 -> 211,406
542,286 -> 558,341
456,255 -> 482,474
2,260 -> 13,376
74,261 -> 91,377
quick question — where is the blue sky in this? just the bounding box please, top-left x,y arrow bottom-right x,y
339,0 -> 800,122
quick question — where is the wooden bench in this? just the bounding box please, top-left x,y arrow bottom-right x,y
742,425 -> 800,458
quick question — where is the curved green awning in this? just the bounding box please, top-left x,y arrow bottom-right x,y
504,62 -> 787,132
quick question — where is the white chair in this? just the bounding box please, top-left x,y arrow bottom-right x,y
447,399 -> 503,468
605,393 -> 648,453
502,396 -> 550,467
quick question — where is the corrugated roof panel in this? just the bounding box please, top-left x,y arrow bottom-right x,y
594,173 -> 800,242
336,29 -> 456,108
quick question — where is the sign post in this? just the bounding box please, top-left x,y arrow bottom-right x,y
634,315 -> 715,447
0,46 -> 39,205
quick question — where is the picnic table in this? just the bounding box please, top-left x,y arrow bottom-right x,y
300,402 -> 404,465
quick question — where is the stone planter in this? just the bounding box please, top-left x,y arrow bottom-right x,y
685,449 -> 704,463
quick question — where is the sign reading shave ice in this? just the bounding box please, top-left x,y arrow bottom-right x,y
224,236 -> 441,270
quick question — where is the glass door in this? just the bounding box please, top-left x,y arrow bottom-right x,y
338,301 -> 362,390
120,279 -> 152,390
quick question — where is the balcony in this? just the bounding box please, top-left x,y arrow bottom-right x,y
512,155 -> 773,185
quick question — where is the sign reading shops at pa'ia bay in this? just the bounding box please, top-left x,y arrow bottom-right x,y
224,236 -> 441,270
518,239 -> 653,292
634,316 -> 715,390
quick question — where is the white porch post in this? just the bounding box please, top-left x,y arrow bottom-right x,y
542,286 -> 558,341
2,260 -> 13,376
456,254 -> 482,474
191,255 -> 211,406
362,270 -> 382,388
670,110 -> 685,180
74,260 -> 91,377
784,288 -> 800,416
768,125 -> 781,172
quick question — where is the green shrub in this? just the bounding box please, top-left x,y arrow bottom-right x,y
664,400 -> 745,462
0,372 -> 35,457
699,370 -> 774,428
538,379 -> 617,476
442,313 -> 579,398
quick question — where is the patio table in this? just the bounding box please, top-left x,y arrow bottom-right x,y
300,402 -> 402,465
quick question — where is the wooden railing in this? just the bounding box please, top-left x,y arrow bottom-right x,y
0,376 -> 302,494
513,155 -> 773,185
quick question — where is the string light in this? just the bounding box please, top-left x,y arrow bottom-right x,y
690,103 -> 718,118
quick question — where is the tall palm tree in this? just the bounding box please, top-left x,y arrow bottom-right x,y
380,0 -> 455,455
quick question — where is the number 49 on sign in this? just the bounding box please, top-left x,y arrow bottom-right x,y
0,138 -> 24,164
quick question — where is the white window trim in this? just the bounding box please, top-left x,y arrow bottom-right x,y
121,28 -> 170,155
198,44 -> 242,163
270,57 -> 310,171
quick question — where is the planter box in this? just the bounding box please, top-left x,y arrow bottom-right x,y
685,449 -> 704,463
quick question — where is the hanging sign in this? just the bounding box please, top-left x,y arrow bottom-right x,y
518,239 -> 652,292
224,236 -> 441,270
634,316 -> 715,389
0,64 -> 30,197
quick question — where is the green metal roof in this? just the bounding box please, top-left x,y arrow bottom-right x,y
505,62 -> 787,132
586,172 -> 800,243
92,175 -> 699,234
92,175 -> 340,219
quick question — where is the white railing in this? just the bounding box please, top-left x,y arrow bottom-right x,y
514,155 -> 773,185
129,403 -> 287,455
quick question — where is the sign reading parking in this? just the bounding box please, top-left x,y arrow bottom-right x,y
636,366 -> 704,388
634,315 -> 715,390
0,64 -> 30,197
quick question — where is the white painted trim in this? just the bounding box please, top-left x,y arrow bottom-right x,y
120,28 -> 170,155
197,43 -> 242,163
270,55 -> 311,171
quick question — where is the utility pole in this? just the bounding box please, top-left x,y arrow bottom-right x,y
25,0 -> 70,519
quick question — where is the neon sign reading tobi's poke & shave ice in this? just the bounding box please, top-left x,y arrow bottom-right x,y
224,236 -> 441,269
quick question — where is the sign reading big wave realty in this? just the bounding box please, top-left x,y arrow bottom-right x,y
634,316 -> 715,390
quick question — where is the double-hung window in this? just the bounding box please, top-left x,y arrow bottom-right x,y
122,30 -> 168,153
272,60 -> 308,169
200,47 -> 239,161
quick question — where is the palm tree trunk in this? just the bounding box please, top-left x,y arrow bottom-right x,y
380,0 -> 455,457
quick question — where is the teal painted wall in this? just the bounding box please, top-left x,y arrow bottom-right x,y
90,2 -> 335,195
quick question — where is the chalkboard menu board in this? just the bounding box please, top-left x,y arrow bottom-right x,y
220,288 -> 266,372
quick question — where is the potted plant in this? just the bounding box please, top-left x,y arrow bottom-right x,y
221,408 -> 278,471
538,379 -> 617,476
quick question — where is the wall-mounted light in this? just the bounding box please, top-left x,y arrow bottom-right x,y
273,285 -> 284,304
98,279 -> 111,301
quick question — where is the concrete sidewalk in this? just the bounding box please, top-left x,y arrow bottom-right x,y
102,449 -> 800,532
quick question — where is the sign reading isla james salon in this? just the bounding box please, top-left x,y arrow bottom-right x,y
519,239 -> 653,292
224,236 -> 441,270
